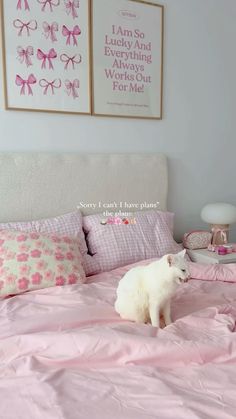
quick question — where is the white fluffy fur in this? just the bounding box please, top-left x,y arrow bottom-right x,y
115,250 -> 190,327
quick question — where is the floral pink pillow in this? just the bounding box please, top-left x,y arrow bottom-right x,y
0,230 -> 86,298
0,210 -> 89,261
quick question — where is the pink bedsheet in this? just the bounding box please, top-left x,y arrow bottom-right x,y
1,260 -> 236,419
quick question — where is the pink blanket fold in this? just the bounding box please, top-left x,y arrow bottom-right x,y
1,259 -> 236,418
189,261 -> 236,282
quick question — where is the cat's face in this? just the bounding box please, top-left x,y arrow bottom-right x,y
167,250 -> 190,284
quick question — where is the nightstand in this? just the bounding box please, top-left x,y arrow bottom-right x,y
187,248 -> 236,264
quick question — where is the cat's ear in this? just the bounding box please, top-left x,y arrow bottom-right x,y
178,249 -> 186,258
167,255 -> 174,266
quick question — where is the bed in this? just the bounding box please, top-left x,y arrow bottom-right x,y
0,153 -> 236,419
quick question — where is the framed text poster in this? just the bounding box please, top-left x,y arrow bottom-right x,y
1,0 -> 91,114
91,0 -> 164,119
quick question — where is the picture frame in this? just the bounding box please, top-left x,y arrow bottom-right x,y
0,0 -> 91,115
91,0 -> 164,119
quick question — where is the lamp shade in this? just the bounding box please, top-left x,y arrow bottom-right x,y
201,203 -> 236,225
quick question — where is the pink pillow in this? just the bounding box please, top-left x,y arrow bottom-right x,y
0,211 -> 89,260
83,210 -> 181,275
0,230 -> 86,298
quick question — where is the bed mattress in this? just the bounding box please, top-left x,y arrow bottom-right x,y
0,260 -> 236,419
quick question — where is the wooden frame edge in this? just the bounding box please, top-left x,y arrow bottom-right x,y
1,0 -> 9,109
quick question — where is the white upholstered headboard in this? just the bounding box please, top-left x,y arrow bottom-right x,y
0,153 -> 168,222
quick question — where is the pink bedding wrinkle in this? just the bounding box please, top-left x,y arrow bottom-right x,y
1,259 -> 236,418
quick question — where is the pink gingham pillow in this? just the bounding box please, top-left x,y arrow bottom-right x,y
83,211 -> 181,275
0,211 -> 89,262
0,230 -> 86,298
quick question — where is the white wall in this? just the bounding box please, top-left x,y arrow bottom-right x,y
1,0 -> 236,240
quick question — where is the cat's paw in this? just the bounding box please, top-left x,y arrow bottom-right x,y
164,319 -> 172,327
160,317 -> 166,328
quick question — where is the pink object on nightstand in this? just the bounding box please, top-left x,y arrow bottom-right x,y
217,246 -> 227,255
207,244 -> 216,252
223,245 -> 233,254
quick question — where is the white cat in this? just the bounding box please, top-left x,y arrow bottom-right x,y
115,250 -> 190,327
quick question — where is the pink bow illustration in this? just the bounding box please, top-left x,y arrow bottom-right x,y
43,22 -> 58,42
13,19 -> 37,36
65,0 -> 80,19
37,48 -> 57,69
39,79 -> 61,95
17,0 -> 30,10
60,53 -> 81,70
65,79 -> 79,99
37,0 -> 60,12
17,46 -> 34,67
15,74 -> 37,95
62,25 -> 81,46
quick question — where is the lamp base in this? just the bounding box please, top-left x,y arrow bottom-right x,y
211,224 -> 229,245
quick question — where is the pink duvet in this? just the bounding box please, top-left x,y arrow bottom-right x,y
1,260 -> 236,419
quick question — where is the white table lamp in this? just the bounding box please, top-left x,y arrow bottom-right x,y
201,203 -> 236,245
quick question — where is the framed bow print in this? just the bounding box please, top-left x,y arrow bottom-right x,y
0,0 -> 91,114
91,0 -> 164,119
